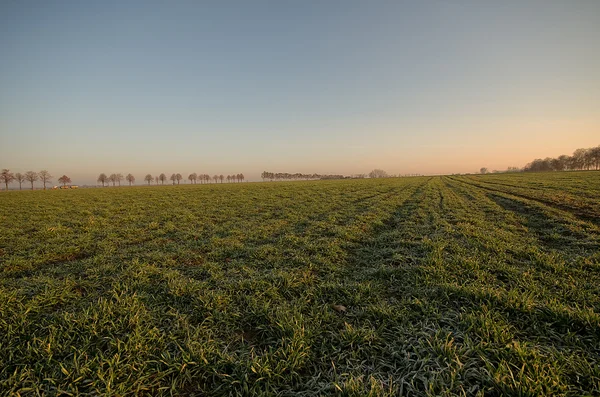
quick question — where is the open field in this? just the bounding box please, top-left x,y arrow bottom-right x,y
1,172 -> 599,396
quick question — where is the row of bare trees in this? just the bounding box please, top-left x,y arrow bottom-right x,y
184,173 -> 246,184
523,145 -> 600,172
0,169 -> 57,191
97,173 -> 136,187
97,173 -> 245,186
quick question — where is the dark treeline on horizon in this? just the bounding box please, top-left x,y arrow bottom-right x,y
261,170 -> 421,180
523,144 -> 600,172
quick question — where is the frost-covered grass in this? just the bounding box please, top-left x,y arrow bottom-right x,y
1,173 -> 599,396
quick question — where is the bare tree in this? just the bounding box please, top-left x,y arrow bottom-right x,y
550,158 -> 565,171
240,173 -> 245,183
0,169 -> 15,191
58,175 -> 71,186
557,155 -> 570,171
170,173 -> 177,185
571,148 -> 587,170
98,173 -> 108,187
25,171 -> 38,190
584,150 -> 594,170
39,170 -> 52,190
219,174 -> 224,183
188,173 -> 197,184
213,175 -> 219,183
155,176 -> 159,185
126,173 -> 135,186
369,169 -> 389,178
144,174 -> 153,185
116,173 -> 124,186
226,175 -> 231,183
108,174 -> 117,186
159,173 -> 167,185
176,173 -> 182,185
590,146 -> 600,170
204,174 -> 210,184
14,173 -> 25,190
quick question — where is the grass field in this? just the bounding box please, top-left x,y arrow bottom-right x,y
1,172 -> 599,396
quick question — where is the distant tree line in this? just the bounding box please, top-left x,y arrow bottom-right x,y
523,145 -> 600,172
0,169 -> 55,191
479,145 -> 600,174
260,169 -> 418,181
261,171 -> 346,181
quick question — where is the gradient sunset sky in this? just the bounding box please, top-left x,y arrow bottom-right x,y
1,1 -> 599,184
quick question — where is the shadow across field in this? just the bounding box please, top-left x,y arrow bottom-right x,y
452,176 -> 600,227
487,193 -> 600,255
328,179 -> 600,395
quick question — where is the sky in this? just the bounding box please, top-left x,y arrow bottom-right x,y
1,0 -> 599,184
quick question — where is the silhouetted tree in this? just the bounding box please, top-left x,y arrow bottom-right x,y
39,170 -> 52,190
590,146 -> 600,170
116,173 -> 124,186
155,176 -> 159,185
159,173 -> 167,185
550,158 -> 565,171
58,175 -> 71,186
14,173 -> 25,190
0,169 -> 15,191
570,149 -> 583,170
176,173 -> 182,184
557,155 -> 570,171
369,169 -> 389,178
584,149 -> 594,170
126,173 -> 135,186
524,158 -> 552,172
98,173 -> 108,187
219,174 -> 224,183
188,173 -> 197,184
25,171 -> 38,190
144,174 -> 153,185
479,168 -> 488,175
170,173 -> 177,185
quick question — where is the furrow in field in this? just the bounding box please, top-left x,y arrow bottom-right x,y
440,177 -> 600,345
449,175 -> 600,227
445,177 -> 600,259
465,175 -> 600,202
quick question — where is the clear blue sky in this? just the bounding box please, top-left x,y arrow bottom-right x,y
1,0 -> 599,184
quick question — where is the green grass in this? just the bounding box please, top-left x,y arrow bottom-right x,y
1,172 -> 599,396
